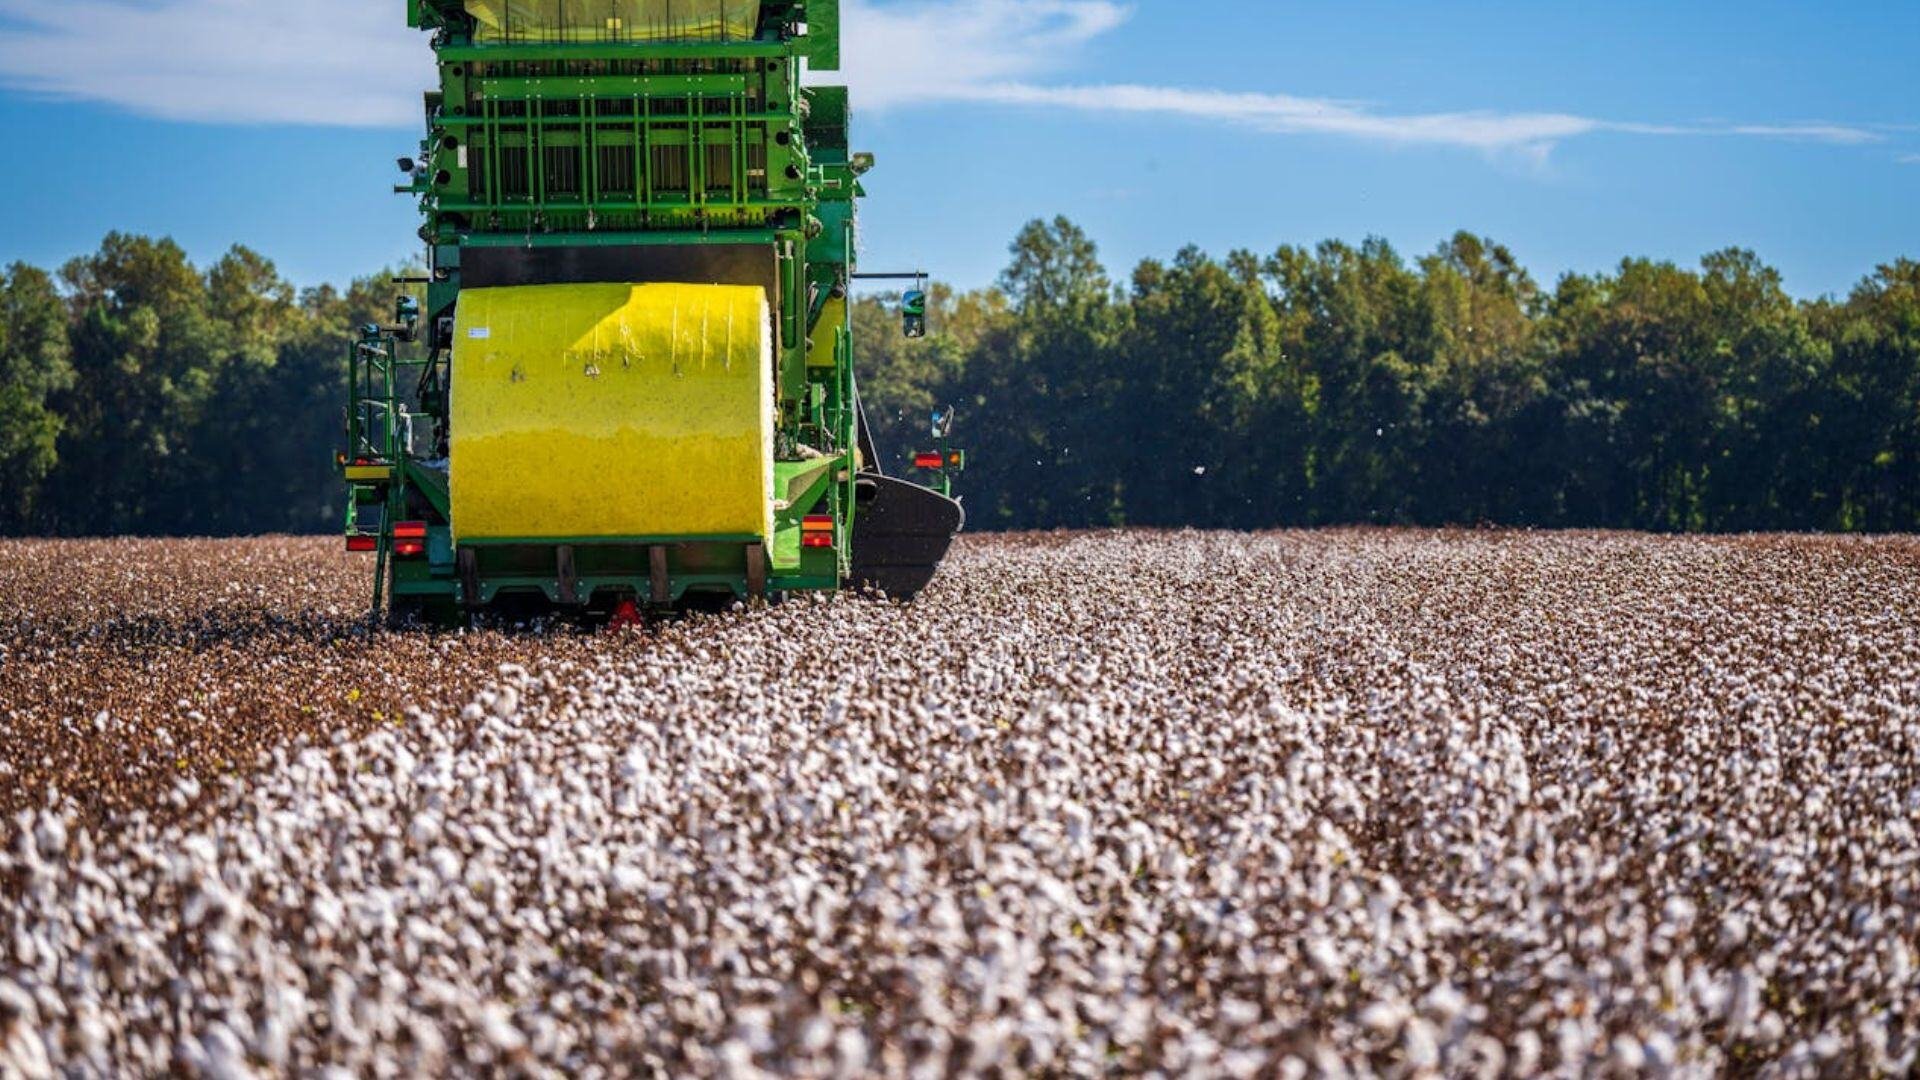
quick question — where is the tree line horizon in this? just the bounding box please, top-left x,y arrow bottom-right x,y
2,221 -> 1916,538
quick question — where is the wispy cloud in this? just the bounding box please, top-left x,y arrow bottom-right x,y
1900,153 -> 1920,165
841,0 -> 1886,157
0,0 -> 1894,161
0,0 -> 423,125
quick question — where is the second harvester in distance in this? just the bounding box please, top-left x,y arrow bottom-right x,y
342,0 -> 966,624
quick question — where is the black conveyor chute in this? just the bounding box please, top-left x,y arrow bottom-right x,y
850,474 -> 964,600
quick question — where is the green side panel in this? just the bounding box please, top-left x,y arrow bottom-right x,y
810,201 -> 851,265
770,457 -> 839,572
403,458 -> 453,520
771,523 -> 801,569
776,456 -> 839,508
806,0 -> 840,70
803,86 -> 849,152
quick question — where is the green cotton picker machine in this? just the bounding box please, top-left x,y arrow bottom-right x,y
341,0 -> 966,624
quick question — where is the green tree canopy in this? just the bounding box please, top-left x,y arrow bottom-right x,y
0,264 -> 75,529
2,229 -> 1916,537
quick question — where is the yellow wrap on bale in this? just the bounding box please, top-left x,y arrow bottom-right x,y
451,283 -> 774,544
465,0 -> 760,43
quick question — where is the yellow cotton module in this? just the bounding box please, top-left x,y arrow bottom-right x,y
450,282 -> 774,544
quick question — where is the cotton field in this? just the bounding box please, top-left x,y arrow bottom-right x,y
2,531 -> 1917,1076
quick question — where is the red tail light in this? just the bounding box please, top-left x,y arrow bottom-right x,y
801,514 -> 834,549
393,521 -> 428,540
346,535 -> 377,552
913,452 -> 944,470
393,540 -> 426,558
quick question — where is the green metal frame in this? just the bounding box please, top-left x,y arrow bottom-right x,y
344,0 -> 864,620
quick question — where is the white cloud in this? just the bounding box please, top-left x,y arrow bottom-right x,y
0,0 -> 1889,160
838,1 -> 1882,156
839,0 -> 1126,106
953,83 -> 1605,153
1899,153 -> 1920,165
1713,124 -> 1881,145
0,0 -> 424,125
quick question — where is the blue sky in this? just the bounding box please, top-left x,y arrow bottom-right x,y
0,0 -> 1914,297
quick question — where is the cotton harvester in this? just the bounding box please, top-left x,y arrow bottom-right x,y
341,0 -> 964,623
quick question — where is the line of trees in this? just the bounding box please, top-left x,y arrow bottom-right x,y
2,224 -> 1915,537
1,235 -> 395,536
860,219 -> 1920,533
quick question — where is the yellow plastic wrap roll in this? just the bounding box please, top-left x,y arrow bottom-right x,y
465,0 -> 760,43
451,282 -> 773,544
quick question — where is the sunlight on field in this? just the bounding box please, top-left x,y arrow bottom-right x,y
2,531 -> 1918,1073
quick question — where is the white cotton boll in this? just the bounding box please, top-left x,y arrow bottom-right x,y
1661,895 -> 1697,929
1062,801 -> 1091,846
197,1023 -> 256,1080
1304,936 -> 1342,978
1510,1031 -> 1543,1075
427,846 -> 463,886
170,777 -> 202,809
491,688 -> 519,719
405,1020 -> 447,1073
1421,983 -> 1467,1021
834,1027 -> 869,1075
799,1016 -> 833,1054
32,814 -> 66,858
1608,1035 -> 1645,1072
254,1014 -> 289,1072
409,814 -> 442,847
1359,999 -> 1409,1034
1728,969 -> 1760,1033
478,1005 -> 525,1056
0,981 -> 41,1032
1718,913 -> 1750,950
1642,1031 -> 1678,1070
607,864 -> 647,898
1402,1019 -> 1439,1069
309,894 -> 345,939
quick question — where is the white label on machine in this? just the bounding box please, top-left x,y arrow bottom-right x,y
468,327 -> 491,340
458,146 -> 469,169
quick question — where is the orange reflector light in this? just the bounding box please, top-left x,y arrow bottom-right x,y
346,535 -> 377,552
913,452 -> 944,469
393,521 -> 428,540
949,453 -> 963,466
802,534 -> 833,549
394,540 -> 426,558
802,514 -> 834,533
